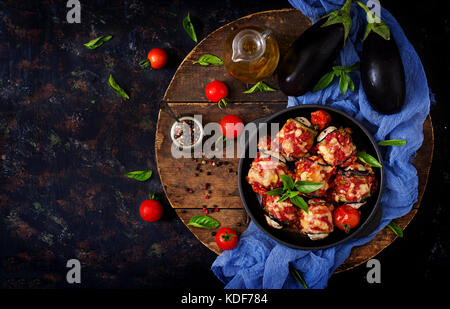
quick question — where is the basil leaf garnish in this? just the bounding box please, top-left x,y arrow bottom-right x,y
378,139 -> 407,146
84,35 -> 113,49
187,215 -> 220,229
348,77 -> 355,92
288,191 -> 300,198
139,59 -> 151,69
313,62 -> 359,95
193,54 -> 223,66
356,152 -> 382,168
265,187 -> 284,196
280,174 -> 295,190
294,181 -> 324,194
277,191 -> 291,203
387,221 -> 403,238
243,81 -> 276,94
290,196 -> 309,213
183,12 -> 198,43
312,72 -> 335,93
108,74 -> 130,99
124,170 -> 152,181
289,263 -> 308,289
339,72 -> 350,95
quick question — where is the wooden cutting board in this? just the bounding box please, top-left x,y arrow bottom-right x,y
155,9 -> 434,273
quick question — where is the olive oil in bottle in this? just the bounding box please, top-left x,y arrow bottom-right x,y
222,27 -> 279,84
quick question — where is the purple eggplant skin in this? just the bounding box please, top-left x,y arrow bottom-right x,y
360,33 -> 406,114
277,18 -> 345,97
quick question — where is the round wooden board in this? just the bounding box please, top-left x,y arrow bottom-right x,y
155,9 -> 434,273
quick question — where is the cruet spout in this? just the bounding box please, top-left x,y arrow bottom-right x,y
231,28 -> 270,63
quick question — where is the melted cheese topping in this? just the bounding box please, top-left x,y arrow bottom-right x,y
299,204 -> 333,234
264,196 -> 298,223
317,130 -> 356,166
247,157 -> 289,189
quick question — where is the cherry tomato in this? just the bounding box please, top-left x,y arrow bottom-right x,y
139,196 -> 163,222
333,204 -> 360,233
215,227 -> 238,250
205,80 -> 228,109
311,110 -> 332,130
147,48 -> 168,69
219,115 -> 244,139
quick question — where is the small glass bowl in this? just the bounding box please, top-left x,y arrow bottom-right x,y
170,116 -> 204,149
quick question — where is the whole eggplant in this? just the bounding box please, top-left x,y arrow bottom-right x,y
278,0 -> 352,97
358,1 -> 405,114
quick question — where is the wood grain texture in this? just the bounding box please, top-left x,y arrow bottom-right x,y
162,9 -> 311,103
156,102 -> 286,212
156,9 -> 434,268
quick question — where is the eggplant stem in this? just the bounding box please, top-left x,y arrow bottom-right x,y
356,1 -> 391,41
321,0 -> 353,43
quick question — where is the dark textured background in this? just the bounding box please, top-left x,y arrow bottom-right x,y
0,0 -> 448,289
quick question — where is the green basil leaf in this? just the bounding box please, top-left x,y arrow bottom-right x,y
289,263 -> 308,289
193,54 -> 223,66
124,170 -> 152,181
183,12 -> 198,43
312,71 -> 335,92
108,74 -> 130,99
243,81 -> 277,94
139,59 -> 151,69
277,191 -> 291,203
288,191 -> 300,198
84,35 -> 113,49
290,196 -> 309,213
280,174 -> 294,190
344,62 -> 360,73
348,77 -> 355,92
294,181 -> 324,193
377,139 -> 407,146
187,215 -> 220,229
265,187 -> 285,196
339,73 -> 350,95
356,152 -> 382,168
258,82 -> 277,92
387,221 -> 403,238
333,62 -> 359,73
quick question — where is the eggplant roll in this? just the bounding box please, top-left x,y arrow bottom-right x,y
262,194 -> 300,227
273,118 -> 317,161
299,198 -> 334,240
294,156 -> 336,197
317,127 -> 356,166
330,160 -> 378,204
246,152 -> 293,195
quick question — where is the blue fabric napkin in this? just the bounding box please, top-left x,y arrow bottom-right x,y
212,0 -> 431,289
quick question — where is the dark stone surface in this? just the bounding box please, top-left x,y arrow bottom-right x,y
0,0 -> 448,289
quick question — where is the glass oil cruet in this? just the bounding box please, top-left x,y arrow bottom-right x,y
222,27 -> 280,84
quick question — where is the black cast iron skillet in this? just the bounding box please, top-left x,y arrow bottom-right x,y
237,105 -> 384,250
